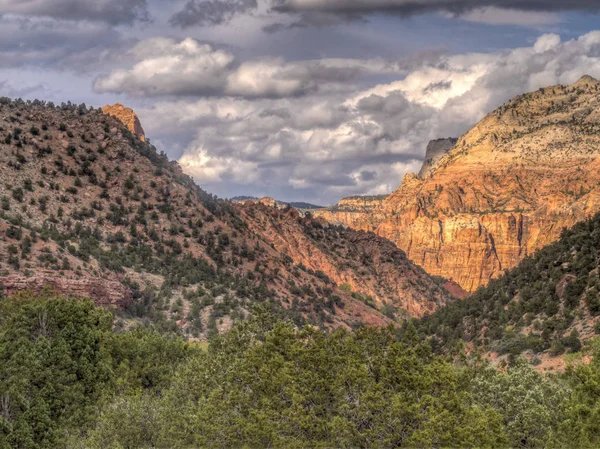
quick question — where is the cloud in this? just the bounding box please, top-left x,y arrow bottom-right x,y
93,38 -> 235,96
179,146 -> 260,184
170,0 -> 258,28
93,37 -> 421,98
0,15 -> 130,71
456,7 -> 558,26
0,79 -> 56,98
0,0 -> 149,25
170,0 -> 600,30
135,31 -> 600,204
269,0 -> 600,17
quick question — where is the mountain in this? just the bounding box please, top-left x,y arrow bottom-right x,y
230,196 -> 323,210
316,75 -> 600,292
315,194 -> 389,230
417,212 -> 600,371
0,97 -> 454,338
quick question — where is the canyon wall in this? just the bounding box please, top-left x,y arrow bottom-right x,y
316,76 -> 600,291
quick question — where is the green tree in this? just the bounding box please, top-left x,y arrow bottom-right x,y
0,291 -> 113,449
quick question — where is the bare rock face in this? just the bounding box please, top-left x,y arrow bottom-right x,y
101,103 -> 146,141
315,76 -> 600,292
418,138 -> 457,179
258,197 -> 276,207
314,195 -> 389,229
0,272 -> 132,308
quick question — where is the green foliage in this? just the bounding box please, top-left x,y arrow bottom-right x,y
105,328 -> 193,395
469,359 -> 569,447
86,314 -> 506,448
0,291 -> 112,449
3,294 -> 600,448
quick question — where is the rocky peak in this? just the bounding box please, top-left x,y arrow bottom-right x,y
418,137 -> 457,179
101,103 -> 146,142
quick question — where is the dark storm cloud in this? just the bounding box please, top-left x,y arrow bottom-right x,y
0,0 -> 150,25
0,16 -> 131,71
270,0 -> 600,18
169,0 -> 258,27
172,0 -> 600,30
359,170 -> 377,181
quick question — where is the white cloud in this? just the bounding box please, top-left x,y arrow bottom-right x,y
179,146 -> 260,184
94,38 -> 235,96
93,36 -> 419,99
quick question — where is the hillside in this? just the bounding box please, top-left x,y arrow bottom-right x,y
316,75 -> 600,292
417,212 -> 600,370
240,203 -> 451,317
0,97 -> 454,338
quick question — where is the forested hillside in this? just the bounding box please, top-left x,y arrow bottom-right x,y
418,212 -> 600,367
0,98 -> 454,336
3,292 -> 600,448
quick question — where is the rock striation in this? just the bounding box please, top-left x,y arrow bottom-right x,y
101,103 -> 146,141
316,76 -> 600,292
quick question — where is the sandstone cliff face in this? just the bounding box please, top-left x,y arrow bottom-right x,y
315,195 -> 389,230
101,103 -> 146,141
316,76 -> 600,292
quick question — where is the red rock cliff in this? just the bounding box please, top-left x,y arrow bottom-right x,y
316,76 -> 600,292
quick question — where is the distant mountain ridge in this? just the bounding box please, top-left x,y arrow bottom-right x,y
230,195 -> 324,210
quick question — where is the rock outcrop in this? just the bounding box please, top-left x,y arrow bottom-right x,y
418,138 -> 457,178
101,103 -> 146,141
316,76 -> 600,292
0,272 -> 132,307
314,195 -> 389,229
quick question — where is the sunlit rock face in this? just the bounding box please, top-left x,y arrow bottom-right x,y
316,76 -> 600,292
101,103 -> 146,142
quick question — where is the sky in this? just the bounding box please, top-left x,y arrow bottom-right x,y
2,1 -> 600,205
